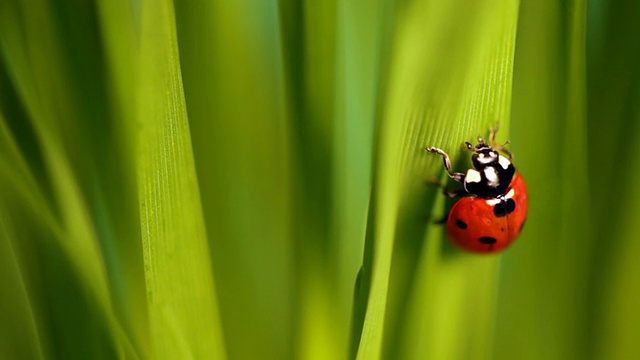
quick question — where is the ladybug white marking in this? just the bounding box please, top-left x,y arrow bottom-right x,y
485,188 -> 516,206
498,156 -> 511,170
477,151 -> 499,164
505,188 -> 515,199
466,169 -> 481,183
484,167 -> 499,186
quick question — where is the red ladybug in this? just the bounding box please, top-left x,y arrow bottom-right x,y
425,127 -> 528,253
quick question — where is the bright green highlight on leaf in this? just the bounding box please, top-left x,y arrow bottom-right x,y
354,1 -> 519,359
137,0 -> 226,358
1,0 -> 640,359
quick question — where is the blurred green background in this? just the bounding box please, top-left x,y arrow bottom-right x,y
1,0 -> 639,359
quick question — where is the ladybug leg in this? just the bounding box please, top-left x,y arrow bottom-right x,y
494,143 -> 514,161
424,179 -> 451,223
425,147 -> 465,183
426,179 -> 466,197
490,122 -> 502,141
433,214 -> 448,224
489,124 -> 514,161
444,188 -> 467,198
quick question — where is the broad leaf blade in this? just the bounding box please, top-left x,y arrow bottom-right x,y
355,1 -> 520,359
137,1 -> 226,358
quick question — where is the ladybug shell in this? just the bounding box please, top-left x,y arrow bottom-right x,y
446,173 -> 528,253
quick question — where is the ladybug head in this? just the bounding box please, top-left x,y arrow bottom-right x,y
466,136 -> 499,170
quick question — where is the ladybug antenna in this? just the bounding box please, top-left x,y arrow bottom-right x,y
465,141 -> 473,150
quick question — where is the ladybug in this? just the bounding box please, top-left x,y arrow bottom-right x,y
425,126 -> 528,253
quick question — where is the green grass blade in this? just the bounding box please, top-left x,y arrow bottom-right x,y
337,1 -> 392,358
354,1 -> 520,359
586,1 -> 640,358
0,1 -> 139,357
3,1 -> 640,359
94,0 -> 149,353
495,0 -> 591,359
0,113 -> 46,360
174,1 -> 295,358
137,1 -> 226,358
278,1 -> 390,358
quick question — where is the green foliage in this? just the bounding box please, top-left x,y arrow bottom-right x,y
0,0 -> 639,359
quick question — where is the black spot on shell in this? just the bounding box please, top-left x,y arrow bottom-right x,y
455,219 -> 468,229
493,203 -> 506,217
478,236 -> 497,244
493,198 -> 516,217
